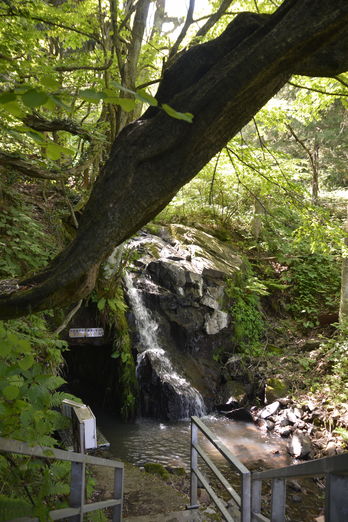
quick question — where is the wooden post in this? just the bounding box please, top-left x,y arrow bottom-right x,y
271,478 -> 286,522
325,473 -> 348,521
189,420 -> 199,509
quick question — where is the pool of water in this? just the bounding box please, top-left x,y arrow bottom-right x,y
97,414 -> 290,470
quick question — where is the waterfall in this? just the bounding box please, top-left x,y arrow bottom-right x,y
124,272 -> 205,420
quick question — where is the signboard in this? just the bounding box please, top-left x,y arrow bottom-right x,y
69,328 -> 104,338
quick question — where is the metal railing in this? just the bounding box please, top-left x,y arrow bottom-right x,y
189,416 -> 348,522
188,416 -> 251,522
0,436 -> 124,522
252,452 -> 348,522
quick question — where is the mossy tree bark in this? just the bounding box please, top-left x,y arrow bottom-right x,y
1,0 -> 348,318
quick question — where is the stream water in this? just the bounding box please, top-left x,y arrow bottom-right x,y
98,413 -> 289,471
97,413 -> 324,521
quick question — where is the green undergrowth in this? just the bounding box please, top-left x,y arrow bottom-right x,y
225,263 -> 267,357
0,317 -> 75,521
93,275 -> 138,421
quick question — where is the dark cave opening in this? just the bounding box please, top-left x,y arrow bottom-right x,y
62,341 -> 121,414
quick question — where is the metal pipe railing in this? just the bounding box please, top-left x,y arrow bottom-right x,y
189,417 -> 348,522
189,416 -> 251,522
0,436 -> 124,522
251,452 -> 348,522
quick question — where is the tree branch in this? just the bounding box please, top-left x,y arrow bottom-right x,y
288,80 -> 348,97
55,58 -> 113,72
23,114 -> 93,142
167,0 -> 195,64
192,0 -> 235,43
0,152 -> 65,181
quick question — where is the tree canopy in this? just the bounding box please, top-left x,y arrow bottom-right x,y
0,0 -> 348,319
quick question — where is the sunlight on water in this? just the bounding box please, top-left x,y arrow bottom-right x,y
98,414 -> 289,471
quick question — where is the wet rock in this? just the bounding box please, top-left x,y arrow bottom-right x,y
288,432 -> 312,458
323,440 -> 337,456
278,397 -> 292,407
204,309 -> 229,335
279,415 -> 291,427
260,401 -> 280,419
286,409 -> 299,424
225,407 -> 254,423
266,420 -> 275,431
293,407 -> 303,419
215,400 -> 239,412
255,418 -> 268,431
278,426 -> 293,438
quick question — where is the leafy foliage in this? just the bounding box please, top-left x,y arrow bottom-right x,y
225,266 -> 266,355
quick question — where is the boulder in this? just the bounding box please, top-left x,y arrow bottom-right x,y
260,401 -> 280,419
288,432 -> 312,458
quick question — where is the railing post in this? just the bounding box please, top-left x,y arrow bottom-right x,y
189,418 -> 199,509
241,472 -> 251,522
251,479 -> 262,522
271,478 -> 286,522
69,461 -> 86,522
70,423 -> 86,522
325,472 -> 348,521
112,466 -> 124,522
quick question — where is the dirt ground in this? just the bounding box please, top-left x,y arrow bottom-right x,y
90,459 -> 191,519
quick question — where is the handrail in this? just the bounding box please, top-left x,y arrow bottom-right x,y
189,417 -> 348,522
189,416 -> 251,522
0,436 -> 123,522
252,452 -> 348,480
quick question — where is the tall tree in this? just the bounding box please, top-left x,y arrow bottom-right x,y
1,0 -> 348,319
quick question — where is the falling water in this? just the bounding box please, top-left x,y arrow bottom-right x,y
124,272 -> 205,419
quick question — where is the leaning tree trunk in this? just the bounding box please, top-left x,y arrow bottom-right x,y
1,0 -> 348,319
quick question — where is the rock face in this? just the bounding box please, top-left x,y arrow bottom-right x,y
124,224 -> 243,417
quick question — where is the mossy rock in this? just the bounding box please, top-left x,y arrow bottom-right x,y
266,378 -> 288,402
144,462 -> 170,480
166,466 -> 186,476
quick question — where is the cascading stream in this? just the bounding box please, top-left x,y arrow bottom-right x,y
124,272 -> 205,419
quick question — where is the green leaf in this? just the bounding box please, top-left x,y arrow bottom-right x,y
21,89 -> 48,108
44,143 -> 73,161
3,385 -> 20,400
25,130 -> 47,145
18,354 -> 35,371
103,96 -> 135,112
135,89 -> 158,107
0,496 -> 33,521
162,104 -> 193,123
2,101 -> 25,118
45,142 -> 62,160
79,89 -> 104,103
48,94 -> 71,111
97,297 -> 106,311
41,76 -> 61,90
0,92 -> 16,104
110,80 -> 135,96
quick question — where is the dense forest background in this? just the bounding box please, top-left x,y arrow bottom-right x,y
0,0 -> 347,518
